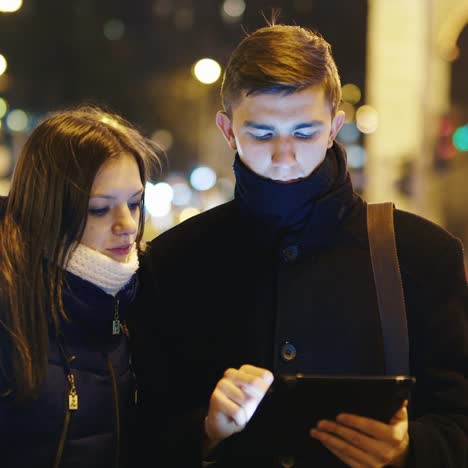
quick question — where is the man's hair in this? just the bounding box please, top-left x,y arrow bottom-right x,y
220,24 -> 342,116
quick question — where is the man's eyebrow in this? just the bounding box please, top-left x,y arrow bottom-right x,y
90,189 -> 144,200
242,120 -> 324,131
243,121 -> 274,130
293,121 -> 324,130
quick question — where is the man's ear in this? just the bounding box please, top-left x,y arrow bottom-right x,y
216,111 -> 237,150
327,110 -> 346,148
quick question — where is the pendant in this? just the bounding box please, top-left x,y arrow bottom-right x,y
67,373 -> 78,410
69,392 -> 79,410
112,319 -> 121,335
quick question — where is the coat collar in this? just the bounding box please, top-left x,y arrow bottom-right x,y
235,142 -> 359,260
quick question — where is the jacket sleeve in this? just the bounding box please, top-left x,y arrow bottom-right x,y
406,236 -> 468,467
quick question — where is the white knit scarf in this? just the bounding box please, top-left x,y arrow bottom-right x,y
65,243 -> 139,296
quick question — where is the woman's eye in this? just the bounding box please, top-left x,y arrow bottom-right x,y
88,207 -> 109,217
128,201 -> 142,211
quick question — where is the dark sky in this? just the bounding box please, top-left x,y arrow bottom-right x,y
0,0 -> 368,171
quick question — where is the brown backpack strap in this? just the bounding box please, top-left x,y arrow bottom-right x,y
367,202 -> 409,375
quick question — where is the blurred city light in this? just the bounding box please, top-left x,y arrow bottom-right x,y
346,144 -> 367,169
0,179 -> 10,196
356,105 -> 379,134
222,0 -> 246,17
0,145 -> 10,176
217,177 -> 235,199
190,166 -> 217,191
339,101 -> 356,123
337,122 -> 361,144
103,19 -> 125,41
0,97 -> 8,118
145,182 -> 173,217
453,125 -> 468,152
193,58 -> 221,84
0,0 -> 22,13
151,128 -> 173,151
6,109 -> 28,132
0,54 -> 7,76
179,207 -> 200,223
172,181 -> 193,206
342,83 -> 362,104
149,211 -> 174,233
0,74 -> 8,93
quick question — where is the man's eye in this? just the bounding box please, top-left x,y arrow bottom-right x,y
88,207 -> 109,217
252,133 -> 273,140
294,132 -> 316,139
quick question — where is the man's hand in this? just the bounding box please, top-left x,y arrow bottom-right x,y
310,400 -> 410,467
204,364 -> 274,445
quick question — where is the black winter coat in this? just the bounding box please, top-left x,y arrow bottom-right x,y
129,177 -> 468,467
0,242 -> 138,468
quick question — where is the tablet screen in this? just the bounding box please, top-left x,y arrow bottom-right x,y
241,374 -> 416,458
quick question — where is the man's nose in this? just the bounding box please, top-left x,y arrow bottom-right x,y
271,137 -> 296,167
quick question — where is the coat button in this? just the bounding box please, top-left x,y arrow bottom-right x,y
280,341 -> 296,362
282,245 -> 299,263
280,456 -> 295,467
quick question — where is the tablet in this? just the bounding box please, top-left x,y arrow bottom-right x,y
241,374 -> 416,456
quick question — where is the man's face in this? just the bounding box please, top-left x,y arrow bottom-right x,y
216,86 -> 345,182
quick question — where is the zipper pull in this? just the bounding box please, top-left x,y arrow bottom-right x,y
67,373 -> 78,410
113,298 -> 121,335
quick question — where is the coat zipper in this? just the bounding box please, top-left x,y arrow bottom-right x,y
53,365 -> 78,468
110,294 -> 121,467
113,298 -> 121,335
107,353 -> 120,468
53,398 -> 70,468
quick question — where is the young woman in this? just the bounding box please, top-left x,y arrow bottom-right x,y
0,105 -> 161,468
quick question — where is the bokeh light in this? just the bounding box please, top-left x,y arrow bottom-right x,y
337,122 -> 361,144
151,128 -> 173,151
222,0 -> 246,17
342,83 -> 362,105
179,207 -> 201,223
0,97 -> 8,118
339,101 -> 356,123
0,178 -> 10,196
0,54 -> 7,76
172,181 -> 193,206
145,182 -> 174,217
452,125 -> 468,151
0,145 -> 11,176
6,109 -> 28,132
0,0 -> 22,13
190,166 -> 217,191
193,58 -> 221,84
356,105 -> 379,134
346,144 -> 367,169
103,19 -> 125,40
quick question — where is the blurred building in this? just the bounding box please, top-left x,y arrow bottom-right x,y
0,0 -> 466,267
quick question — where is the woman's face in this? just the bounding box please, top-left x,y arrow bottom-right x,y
81,153 -> 144,263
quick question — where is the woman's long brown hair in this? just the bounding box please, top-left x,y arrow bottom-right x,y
0,105 -> 161,401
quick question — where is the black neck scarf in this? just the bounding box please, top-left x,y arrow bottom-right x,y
233,141 -> 357,258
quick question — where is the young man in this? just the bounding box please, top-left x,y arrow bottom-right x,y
129,23 -> 468,467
